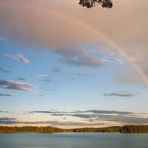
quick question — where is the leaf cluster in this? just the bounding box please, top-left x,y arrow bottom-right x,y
79,0 -> 113,8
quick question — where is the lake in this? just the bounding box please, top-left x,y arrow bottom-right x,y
0,133 -> 148,148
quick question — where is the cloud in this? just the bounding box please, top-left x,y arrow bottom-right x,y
100,53 -> 124,64
0,111 -> 11,113
38,74 -> 51,82
0,93 -> 14,97
76,111 -> 148,125
99,114 -> 148,125
0,2 -> 104,68
56,48 -> 102,67
85,110 -> 132,115
0,1 -> 98,49
0,117 -> 16,124
38,74 -> 49,78
0,117 -> 103,126
70,72 -> 88,77
1,109 -> 148,126
40,79 -> 51,82
5,54 -> 30,64
17,77 -> 26,81
29,110 -> 133,116
29,111 -> 66,115
28,109 -> 148,125
0,66 -> 12,73
50,68 -> 93,77
60,55 -> 102,67
0,0 -> 148,81
103,91 -> 135,97
0,80 -> 33,91
51,68 -> 62,73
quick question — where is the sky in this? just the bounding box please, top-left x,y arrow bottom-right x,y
0,0 -> 148,128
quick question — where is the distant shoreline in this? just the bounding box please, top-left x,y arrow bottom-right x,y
0,125 -> 148,134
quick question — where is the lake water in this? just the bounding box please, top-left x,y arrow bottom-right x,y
0,133 -> 148,148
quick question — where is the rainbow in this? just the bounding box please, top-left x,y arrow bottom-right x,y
1,2 -> 147,84
47,8 -> 148,84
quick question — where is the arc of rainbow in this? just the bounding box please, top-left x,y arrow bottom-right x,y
1,2 -> 147,84
49,9 -> 147,84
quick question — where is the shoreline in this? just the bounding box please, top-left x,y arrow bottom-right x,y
0,125 -> 148,134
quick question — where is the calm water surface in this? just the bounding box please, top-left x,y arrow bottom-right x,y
0,133 -> 148,148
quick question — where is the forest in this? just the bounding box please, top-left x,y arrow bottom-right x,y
0,125 -> 148,133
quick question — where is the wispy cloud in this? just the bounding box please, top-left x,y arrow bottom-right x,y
29,110 -> 148,125
70,72 -> 95,78
0,117 -> 16,124
0,80 -> 33,91
0,93 -> 14,97
101,53 -> 124,65
1,109 -> 148,126
38,74 -> 51,82
29,110 -> 132,116
51,68 -> 62,73
40,79 -> 51,82
0,111 -> 11,113
60,56 -> 102,67
85,110 -> 132,115
0,66 -> 12,73
17,77 -> 26,81
58,48 -> 102,67
50,68 -> 93,77
0,117 -> 103,126
38,68 -> 62,80
38,74 -> 49,78
103,91 -> 135,97
5,54 -> 30,64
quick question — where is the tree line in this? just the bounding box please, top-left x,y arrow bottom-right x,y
0,125 -> 148,133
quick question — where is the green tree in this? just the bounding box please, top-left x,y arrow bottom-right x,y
79,0 -> 113,8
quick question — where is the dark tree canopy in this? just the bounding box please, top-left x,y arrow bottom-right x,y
79,0 -> 113,8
